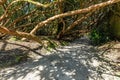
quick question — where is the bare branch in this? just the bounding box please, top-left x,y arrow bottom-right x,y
0,0 -> 6,5
8,10 -> 36,28
0,26 -> 42,44
30,0 -> 120,34
62,12 -> 93,35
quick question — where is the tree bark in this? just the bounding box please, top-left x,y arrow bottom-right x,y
0,26 -> 43,44
109,2 -> 120,39
30,0 -> 120,35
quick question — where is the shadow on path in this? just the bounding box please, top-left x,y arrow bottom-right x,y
0,39 -> 120,80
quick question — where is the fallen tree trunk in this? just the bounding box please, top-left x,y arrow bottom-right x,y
0,26 -> 42,44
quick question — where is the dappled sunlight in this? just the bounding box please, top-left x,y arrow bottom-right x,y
0,37 -> 119,80
0,0 -> 120,79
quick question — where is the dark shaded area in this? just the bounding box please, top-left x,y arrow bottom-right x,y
0,40 -> 43,68
0,49 -> 28,67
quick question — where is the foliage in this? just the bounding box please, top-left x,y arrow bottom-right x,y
89,11 -> 111,45
90,2 -> 120,45
0,0 -> 120,46
1,0 -> 120,68
89,26 -> 110,45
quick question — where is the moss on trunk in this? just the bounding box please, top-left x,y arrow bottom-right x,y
109,3 -> 120,39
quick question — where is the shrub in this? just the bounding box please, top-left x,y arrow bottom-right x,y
89,22 -> 111,45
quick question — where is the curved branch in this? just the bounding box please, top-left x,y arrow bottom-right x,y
0,26 -> 42,44
7,0 -> 51,9
30,0 -> 120,34
62,12 -> 93,35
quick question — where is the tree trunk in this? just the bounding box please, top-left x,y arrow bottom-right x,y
109,3 -> 120,39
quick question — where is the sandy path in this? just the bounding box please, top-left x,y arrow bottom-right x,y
0,37 -> 120,80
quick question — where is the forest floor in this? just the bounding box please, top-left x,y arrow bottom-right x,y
0,36 -> 120,80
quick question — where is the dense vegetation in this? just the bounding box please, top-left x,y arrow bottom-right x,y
0,0 -> 120,46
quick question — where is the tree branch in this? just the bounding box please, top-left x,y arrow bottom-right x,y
30,0 -> 120,34
0,26 -> 43,44
62,12 -> 93,35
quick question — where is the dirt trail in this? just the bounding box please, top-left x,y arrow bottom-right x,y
0,37 -> 120,80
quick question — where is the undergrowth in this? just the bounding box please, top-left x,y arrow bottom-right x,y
89,22 -> 111,46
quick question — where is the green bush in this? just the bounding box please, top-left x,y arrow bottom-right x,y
89,24 -> 111,45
